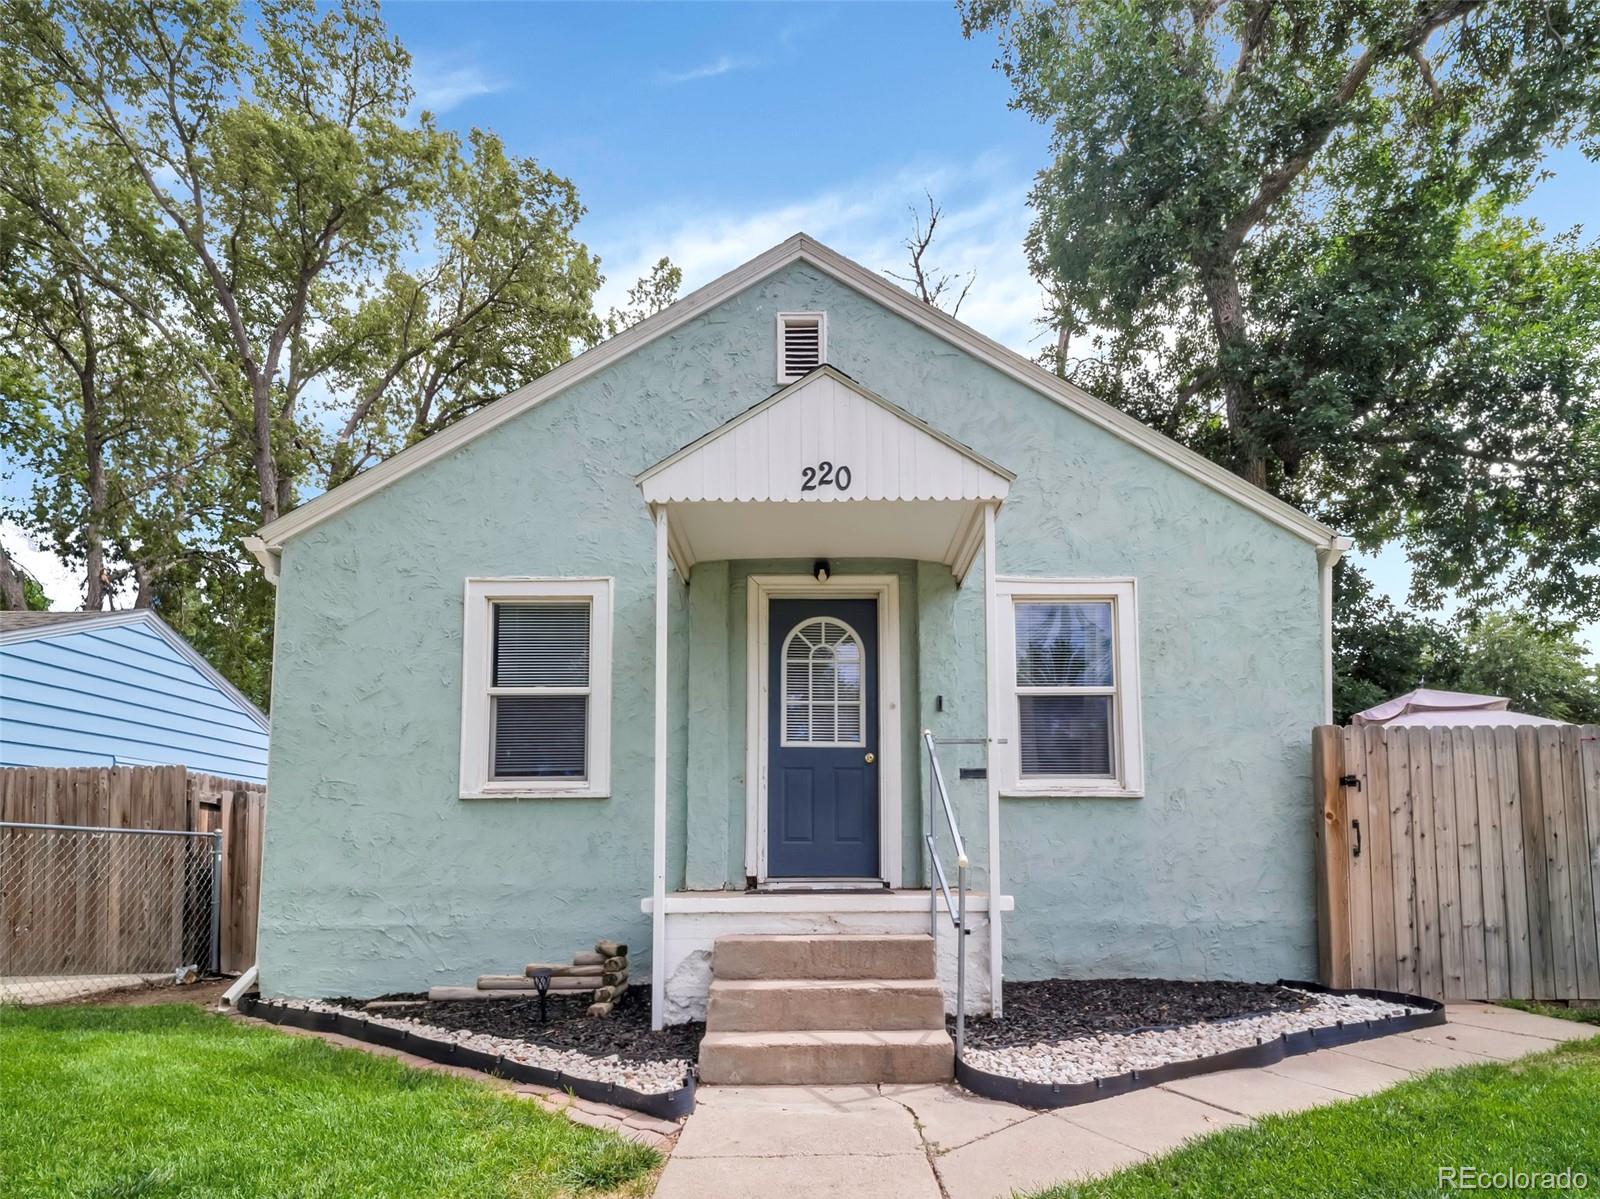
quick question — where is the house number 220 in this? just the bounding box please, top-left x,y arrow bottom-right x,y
800,461 -> 852,492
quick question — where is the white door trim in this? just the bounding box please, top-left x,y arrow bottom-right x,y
746,573 -> 903,886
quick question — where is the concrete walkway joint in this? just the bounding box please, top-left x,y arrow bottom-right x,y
652,1003 -> 1590,1198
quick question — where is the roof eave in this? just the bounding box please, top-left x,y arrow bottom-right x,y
250,230 -> 1341,557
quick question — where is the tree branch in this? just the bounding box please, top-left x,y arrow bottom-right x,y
1222,0 -> 1483,250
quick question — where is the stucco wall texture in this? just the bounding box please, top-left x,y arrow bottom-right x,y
257,261 -> 1324,999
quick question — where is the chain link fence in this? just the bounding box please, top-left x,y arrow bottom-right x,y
0,822 -> 221,1005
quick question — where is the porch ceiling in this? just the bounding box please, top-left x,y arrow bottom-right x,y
637,366 -> 1013,581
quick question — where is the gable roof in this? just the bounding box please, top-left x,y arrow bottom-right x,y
0,610 -> 105,634
636,364 -> 1015,502
0,608 -> 269,730
247,233 -> 1338,577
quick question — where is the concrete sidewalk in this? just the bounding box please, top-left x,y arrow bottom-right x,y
653,1004 -> 1592,1198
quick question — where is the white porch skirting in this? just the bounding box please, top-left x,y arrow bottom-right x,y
639,890 -> 1014,1025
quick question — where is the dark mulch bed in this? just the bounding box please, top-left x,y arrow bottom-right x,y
327,990 -> 704,1064
956,978 -> 1314,1049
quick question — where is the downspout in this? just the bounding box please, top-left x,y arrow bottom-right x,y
220,965 -> 258,1008
228,531 -> 279,1013
982,502 -> 1002,1017
650,507 -> 670,1030
1317,537 -> 1354,724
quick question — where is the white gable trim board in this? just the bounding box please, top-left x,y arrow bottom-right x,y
247,233 -> 1341,577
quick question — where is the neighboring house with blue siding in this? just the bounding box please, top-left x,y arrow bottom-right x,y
0,610 -> 268,783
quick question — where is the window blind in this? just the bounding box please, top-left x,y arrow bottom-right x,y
1014,600 -> 1116,778
492,601 -> 591,779
493,696 -> 587,778
781,616 -> 865,746
1019,695 -> 1113,776
1015,602 -> 1113,687
493,603 -> 590,687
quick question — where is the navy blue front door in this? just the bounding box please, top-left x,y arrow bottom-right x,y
768,598 -> 880,878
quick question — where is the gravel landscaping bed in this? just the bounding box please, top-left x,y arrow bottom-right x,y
958,978 -> 1314,1049
284,991 -> 703,1094
958,980 -> 1426,1086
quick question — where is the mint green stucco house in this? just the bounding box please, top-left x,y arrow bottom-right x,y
248,234 -> 1348,1028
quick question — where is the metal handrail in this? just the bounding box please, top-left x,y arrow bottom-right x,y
923,729 -> 970,1058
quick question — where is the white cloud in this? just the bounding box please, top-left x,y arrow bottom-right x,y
410,55 -> 508,115
2,521 -> 78,610
586,153 -> 1050,355
657,54 -> 765,86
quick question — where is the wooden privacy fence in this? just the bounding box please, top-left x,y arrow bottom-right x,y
1314,723 -> 1600,1002
0,767 -> 266,974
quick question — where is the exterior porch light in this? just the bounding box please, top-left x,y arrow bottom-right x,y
812,559 -> 831,583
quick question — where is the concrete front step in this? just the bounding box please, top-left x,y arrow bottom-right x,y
711,933 -> 936,981
708,977 -> 946,1032
698,1029 -> 955,1085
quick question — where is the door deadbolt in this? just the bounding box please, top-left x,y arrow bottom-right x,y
864,752 -> 875,764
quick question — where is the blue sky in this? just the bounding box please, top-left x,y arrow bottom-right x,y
6,1 -> 1596,655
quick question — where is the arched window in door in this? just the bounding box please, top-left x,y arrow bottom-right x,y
781,616 -> 866,747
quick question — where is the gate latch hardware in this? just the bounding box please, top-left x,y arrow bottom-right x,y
1339,774 -> 1361,790
1352,819 -> 1362,859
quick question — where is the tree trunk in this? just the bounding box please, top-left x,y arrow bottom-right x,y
134,561 -> 159,609
80,345 -> 108,610
250,373 -> 280,525
1200,256 -> 1267,489
0,543 -> 28,610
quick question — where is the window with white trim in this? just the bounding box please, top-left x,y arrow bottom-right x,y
996,578 -> 1143,796
775,312 -> 826,383
460,579 -> 612,798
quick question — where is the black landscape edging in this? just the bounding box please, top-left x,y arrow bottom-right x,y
955,980 -> 1445,1110
238,995 -> 695,1121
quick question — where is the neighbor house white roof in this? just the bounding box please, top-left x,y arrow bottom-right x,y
1351,687 -> 1565,728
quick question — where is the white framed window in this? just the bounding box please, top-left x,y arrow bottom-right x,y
459,578 -> 612,799
775,311 -> 826,383
780,615 -> 866,747
995,578 -> 1143,797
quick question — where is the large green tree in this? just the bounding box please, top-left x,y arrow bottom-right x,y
0,0 -> 603,704
1333,564 -> 1600,721
963,0 -> 1600,623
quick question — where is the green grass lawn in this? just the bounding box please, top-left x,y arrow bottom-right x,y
1031,1036 -> 1600,1199
0,1004 -> 660,1199
1501,999 -> 1600,1027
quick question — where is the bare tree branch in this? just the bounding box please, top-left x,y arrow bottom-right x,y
884,192 -> 977,316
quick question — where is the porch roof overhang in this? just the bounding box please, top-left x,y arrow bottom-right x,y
635,366 -> 1014,582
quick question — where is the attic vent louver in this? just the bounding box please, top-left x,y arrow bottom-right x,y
776,312 -> 826,383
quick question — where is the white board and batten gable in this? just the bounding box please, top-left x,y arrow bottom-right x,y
636,366 -> 1014,580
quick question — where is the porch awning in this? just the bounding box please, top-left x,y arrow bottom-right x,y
635,366 -> 1014,581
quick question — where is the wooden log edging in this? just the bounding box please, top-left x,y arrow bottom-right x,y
237,995 -> 696,1121
953,981 -> 1446,1110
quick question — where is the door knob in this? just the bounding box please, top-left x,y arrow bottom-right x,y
864,752 -> 875,764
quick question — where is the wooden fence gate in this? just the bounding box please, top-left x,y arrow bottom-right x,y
1313,723 -> 1600,1002
0,767 -> 266,974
